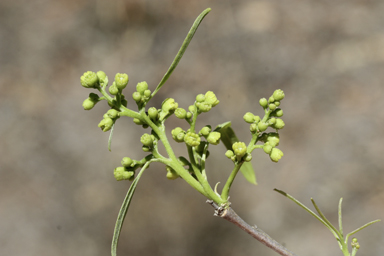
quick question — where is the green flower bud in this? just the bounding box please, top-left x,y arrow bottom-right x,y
80,71 -> 99,88
174,108 -> 187,119
196,94 -> 205,102
204,91 -> 219,107
267,133 -> 280,147
148,107 -> 158,120
98,117 -> 114,132
273,89 -> 285,101
275,109 -> 283,117
136,81 -> 148,94
121,157 -> 134,167
82,98 -> 96,110
188,105 -> 196,113
269,96 -> 275,103
115,73 -> 129,90
275,101 -> 280,106
270,148 -> 283,162
140,133 -> 154,147
171,127 -> 185,143
186,112 -> 192,119
166,166 -> 179,180
142,146 -> 151,152
244,153 -> 252,162
199,126 -> 211,136
269,118 -> 276,125
143,89 -> 151,97
258,122 -> 268,132
109,82 -> 119,95
196,102 -> 212,113
132,91 -> 142,102
114,167 -> 134,181
207,131 -> 221,145
107,109 -> 119,119
133,118 -> 144,125
159,98 -> 178,121
243,112 -> 255,123
263,143 -> 273,154
254,115 -> 261,123
272,118 -> 285,129
269,103 -> 276,110
225,150 -> 234,159
259,98 -> 268,108
184,132 -> 201,147
96,70 -> 107,81
250,123 -> 258,132
232,142 -> 247,158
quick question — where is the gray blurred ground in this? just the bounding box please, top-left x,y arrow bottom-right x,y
1,0 -> 383,255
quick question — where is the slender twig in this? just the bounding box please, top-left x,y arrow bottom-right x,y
207,200 -> 299,256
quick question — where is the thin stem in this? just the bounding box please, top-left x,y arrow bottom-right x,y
221,162 -> 243,200
207,201 -> 299,256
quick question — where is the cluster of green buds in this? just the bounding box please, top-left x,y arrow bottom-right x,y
225,142 -> 252,163
140,133 -> 156,152
98,109 -> 120,132
114,157 -> 139,181
171,126 -> 221,148
259,132 -> 284,162
132,82 -> 151,107
194,91 -> 220,113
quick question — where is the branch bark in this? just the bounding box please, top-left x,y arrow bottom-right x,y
207,200 -> 299,256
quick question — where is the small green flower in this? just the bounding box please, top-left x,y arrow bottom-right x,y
109,82 -> 119,95
171,127 -> 185,143
174,108 -> 187,119
114,166 -> 134,181
199,126 -> 211,136
196,94 -> 205,102
98,117 -> 114,132
272,118 -> 285,129
267,133 -> 280,147
204,91 -> 219,107
263,143 -> 273,154
136,81 -> 149,94
115,73 -> 129,90
184,132 -> 201,147
143,89 -> 151,97
225,150 -> 234,159
232,142 -> 247,158
275,109 -> 283,117
82,98 -> 97,110
259,98 -> 268,108
166,166 -> 179,180
258,122 -> 268,132
207,132 -> 221,145
80,71 -> 99,88
196,102 -> 212,112
107,109 -> 119,119
250,123 -> 258,132
244,153 -> 252,162
132,92 -> 142,102
121,157 -> 134,168
243,112 -> 255,123
140,133 -> 154,147
159,98 -> 178,121
148,107 -> 158,120
269,96 -> 275,103
270,148 -> 284,162
273,89 -> 285,101
269,103 -> 276,110
96,70 -> 107,81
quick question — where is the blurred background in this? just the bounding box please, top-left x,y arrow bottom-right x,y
1,0 -> 383,255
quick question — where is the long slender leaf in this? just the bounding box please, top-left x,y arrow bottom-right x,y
345,219 -> 381,242
108,124 -> 115,152
111,164 -> 148,256
151,8 -> 211,98
215,122 -> 257,184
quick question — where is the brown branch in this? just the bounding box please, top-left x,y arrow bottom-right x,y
207,200 -> 299,256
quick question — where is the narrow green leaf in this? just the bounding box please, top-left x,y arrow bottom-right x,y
215,122 -> 257,184
111,164 -> 148,256
345,219 -> 381,242
338,198 -> 343,236
311,198 -> 341,238
108,123 -> 115,152
151,8 -> 211,98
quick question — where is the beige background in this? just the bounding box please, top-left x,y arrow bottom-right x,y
1,0 -> 383,255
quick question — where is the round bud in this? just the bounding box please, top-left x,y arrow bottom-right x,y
207,131 -> 221,145
166,167 -> 179,180
263,144 -> 273,154
254,115 -> 261,123
107,109 -> 119,119
171,127 -> 185,143
268,96 -> 275,103
269,118 -> 276,125
270,148 -> 284,162
186,112 -> 192,119
82,98 -> 96,110
275,109 -> 283,117
273,118 -> 285,129
258,122 -> 268,132
269,103 -> 276,110
115,73 -> 129,90
121,157 -> 134,167
132,92 -> 142,102
232,142 -> 247,158
199,126 -> 211,136
148,107 -> 158,120
273,89 -> 285,101
352,238 -> 358,243
109,82 -> 119,95
196,94 -> 205,102
143,89 -> 151,97
184,132 -> 201,147
136,81 -> 148,94
133,118 -> 144,125
204,91 -> 219,107
98,117 -> 114,132
188,105 -> 196,113
140,133 -> 154,147
259,98 -> 268,108
96,71 -> 107,81
114,167 -> 127,181
80,71 -> 99,88
243,112 -> 255,123
275,101 -> 280,106
196,102 -> 212,113
142,146 -> 151,152
174,108 -> 187,119
225,150 -> 234,159
267,133 -> 280,147
244,153 -> 252,162
250,123 -> 258,132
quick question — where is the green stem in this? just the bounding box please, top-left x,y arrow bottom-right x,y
151,8 -> 211,99
221,162 -> 243,200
